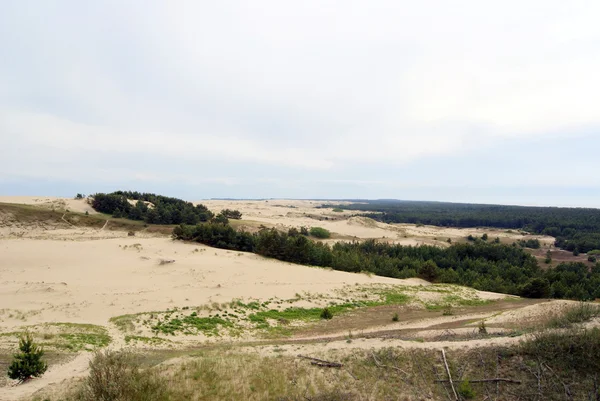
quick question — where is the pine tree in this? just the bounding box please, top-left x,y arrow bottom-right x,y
8,332 -> 47,382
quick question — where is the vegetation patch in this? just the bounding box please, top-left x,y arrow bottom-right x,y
424,295 -> 492,311
124,335 -> 171,345
152,314 -> 233,336
309,226 -> 331,239
545,302 -> 600,329
2,323 -> 110,352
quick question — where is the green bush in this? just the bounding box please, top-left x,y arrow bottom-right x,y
320,308 -> 333,320
310,227 -> 331,239
77,349 -> 169,401
392,313 -> 399,322
457,379 -> 476,399
7,332 -> 47,382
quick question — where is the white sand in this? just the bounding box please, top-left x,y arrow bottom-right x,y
0,196 -> 97,215
0,196 -> 565,400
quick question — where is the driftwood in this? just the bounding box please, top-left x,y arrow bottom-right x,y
371,351 -> 408,375
441,349 -> 459,401
435,378 -> 522,384
297,354 -> 342,368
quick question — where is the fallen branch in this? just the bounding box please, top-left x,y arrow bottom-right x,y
371,351 -> 408,375
435,378 -> 522,384
297,354 -> 342,368
441,349 -> 459,401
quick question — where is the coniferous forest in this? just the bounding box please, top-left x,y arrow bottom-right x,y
91,191 -> 214,224
324,200 -> 600,253
173,223 -> 600,301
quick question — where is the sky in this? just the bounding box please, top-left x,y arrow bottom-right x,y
1,1 -> 600,207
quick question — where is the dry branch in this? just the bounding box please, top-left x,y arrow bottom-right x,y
371,352 -> 408,375
435,378 -> 522,384
441,349 -> 459,401
297,355 -> 342,368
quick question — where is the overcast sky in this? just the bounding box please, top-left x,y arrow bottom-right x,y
1,1 -> 600,206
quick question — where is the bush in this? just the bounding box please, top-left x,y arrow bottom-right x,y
320,308 -> 333,320
547,302 -> 600,328
220,209 -> 242,220
77,349 -> 169,401
310,227 -> 331,239
7,332 -> 47,382
392,313 -> 399,322
458,379 -> 476,399
520,327 -> 600,373
588,255 -> 597,263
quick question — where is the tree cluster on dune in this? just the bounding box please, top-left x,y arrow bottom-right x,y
174,223 -> 600,301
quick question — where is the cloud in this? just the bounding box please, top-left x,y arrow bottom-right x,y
1,1 -> 599,203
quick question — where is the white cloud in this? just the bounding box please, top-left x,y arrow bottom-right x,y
1,0 -> 599,198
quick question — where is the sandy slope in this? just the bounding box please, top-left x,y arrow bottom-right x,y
0,236 -> 417,330
0,197 -> 564,400
0,196 -> 97,215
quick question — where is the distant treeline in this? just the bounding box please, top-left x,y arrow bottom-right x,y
323,200 -> 600,254
91,191 -> 214,224
174,222 -> 600,301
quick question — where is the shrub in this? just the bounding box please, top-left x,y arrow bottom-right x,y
7,332 -> 47,382
520,327 -> 600,373
481,233 -> 488,241
588,255 -> 597,263
547,302 -> 600,328
458,379 -> 476,399
220,209 -> 242,220
78,349 -> 169,401
442,306 -> 454,316
320,308 -> 333,320
332,208 -> 344,213
212,213 -> 229,225
392,313 -> 399,322
310,227 -> 331,239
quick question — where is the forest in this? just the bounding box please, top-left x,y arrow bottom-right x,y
91,191 -> 214,224
323,200 -> 600,253
173,223 -> 600,301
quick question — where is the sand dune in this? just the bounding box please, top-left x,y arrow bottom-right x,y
0,197 -> 568,400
